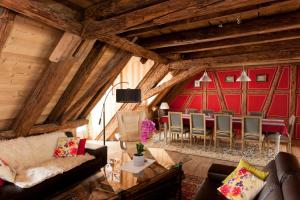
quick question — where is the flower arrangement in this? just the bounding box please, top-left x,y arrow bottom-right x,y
140,119 -> 156,143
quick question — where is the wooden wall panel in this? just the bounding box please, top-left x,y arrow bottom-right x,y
0,15 -> 62,128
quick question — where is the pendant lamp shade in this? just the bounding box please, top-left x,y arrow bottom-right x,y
236,69 -> 251,82
199,71 -> 212,82
160,102 -> 170,110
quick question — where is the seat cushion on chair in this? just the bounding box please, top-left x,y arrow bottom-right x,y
192,129 -> 212,135
244,133 -> 260,140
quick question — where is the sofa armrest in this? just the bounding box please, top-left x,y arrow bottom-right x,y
207,164 -> 236,182
86,146 -> 107,159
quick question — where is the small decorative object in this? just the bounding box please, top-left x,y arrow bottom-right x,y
133,143 -> 145,166
256,74 -> 267,82
194,80 -> 201,87
53,137 -> 79,157
225,75 -> 235,83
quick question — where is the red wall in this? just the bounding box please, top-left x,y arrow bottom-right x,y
167,66 -> 300,139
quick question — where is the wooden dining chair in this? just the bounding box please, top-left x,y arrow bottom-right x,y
221,110 -> 234,116
265,115 -> 296,153
242,116 -> 263,154
202,109 -> 214,116
168,112 -> 189,146
190,113 -> 212,149
214,114 -> 234,150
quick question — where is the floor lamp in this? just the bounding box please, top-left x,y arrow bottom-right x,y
98,82 -> 141,145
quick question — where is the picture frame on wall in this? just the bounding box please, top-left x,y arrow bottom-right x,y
225,75 -> 235,83
256,74 -> 267,82
194,80 -> 201,88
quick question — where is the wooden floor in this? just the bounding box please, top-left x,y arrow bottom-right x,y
106,140 -> 300,179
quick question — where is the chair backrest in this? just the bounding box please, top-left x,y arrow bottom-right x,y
168,112 -> 183,131
202,109 -> 214,116
249,112 -> 264,117
117,110 -> 148,142
190,113 -> 205,132
185,108 -> 199,114
242,116 -> 262,140
288,114 -> 296,138
222,110 -> 234,116
215,114 -> 232,134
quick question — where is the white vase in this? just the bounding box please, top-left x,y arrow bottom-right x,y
133,155 -> 144,166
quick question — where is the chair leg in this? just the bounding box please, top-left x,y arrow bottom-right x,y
214,138 -> 217,151
241,140 -> 244,153
259,141 -> 262,155
181,132 -> 183,147
230,138 -> 232,151
204,136 -> 206,150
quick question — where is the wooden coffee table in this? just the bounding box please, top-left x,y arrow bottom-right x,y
77,146 -> 190,200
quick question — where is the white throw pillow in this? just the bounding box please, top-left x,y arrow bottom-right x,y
0,158 -> 16,183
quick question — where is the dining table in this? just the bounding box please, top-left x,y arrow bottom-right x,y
160,114 -> 288,155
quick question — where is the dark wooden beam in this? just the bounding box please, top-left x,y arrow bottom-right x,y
170,49 -> 300,69
289,65 -> 297,116
82,0 -> 217,36
140,10 -> 300,49
46,41 -> 103,123
156,29 -> 300,54
122,0 -> 296,38
59,50 -> 132,124
84,0 -> 164,20
143,66 -> 205,99
92,34 -> 169,64
11,32 -> 82,137
183,39 -> 300,59
262,66 -> 283,116
0,0 -> 82,34
0,119 -> 88,139
0,7 -> 15,52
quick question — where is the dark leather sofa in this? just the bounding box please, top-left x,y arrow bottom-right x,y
194,152 -> 300,200
0,145 -> 107,200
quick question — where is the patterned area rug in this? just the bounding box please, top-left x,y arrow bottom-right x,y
182,174 -> 204,200
147,135 -> 275,167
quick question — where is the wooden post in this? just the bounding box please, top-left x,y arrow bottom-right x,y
289,65 -> 297,116
212,71 -> 226,110
0,7 -> 15,52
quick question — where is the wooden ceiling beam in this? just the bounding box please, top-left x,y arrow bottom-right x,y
156,29 -> 300,54
59,50 -> 132,124
92,34 -> 169,64
46,40 -> 100,123
170,49 -> 300,70
140,10 -> 300,49
122,0 -> 299,38
143,67 -> 205,99
0,0 -> 82,34
0,119 -> 87,139
82,0 -> 217,36
183,39 -> 300,59
11,32 -> 82,137
84,0 -> 165,20
0,7 -> 15,52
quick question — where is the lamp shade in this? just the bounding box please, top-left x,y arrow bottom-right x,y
159,102 -> 170,110
236,70 -> 251,82
116,89 -> 141,103
199,71 -> 212,82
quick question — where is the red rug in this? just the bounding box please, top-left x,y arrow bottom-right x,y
181,174 -> 204,200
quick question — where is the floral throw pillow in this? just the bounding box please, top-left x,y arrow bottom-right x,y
0,158 -> 16,183
54,137 -> 80,157
218,168 -> 265,200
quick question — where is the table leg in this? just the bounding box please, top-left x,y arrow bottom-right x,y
275,133 -> 281,157
164,122 -> 168,144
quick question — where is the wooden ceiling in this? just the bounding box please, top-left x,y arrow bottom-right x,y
1,0 -> 300,138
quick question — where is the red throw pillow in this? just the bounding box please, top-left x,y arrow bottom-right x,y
0,179 -> 4,186
77,139 -> 86,155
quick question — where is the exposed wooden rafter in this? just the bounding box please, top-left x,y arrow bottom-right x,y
170,49 -> 300,69
140,10 -> 300,49
59,50 -> 132,124
0,7 -> 15,52
91,34 -> 170,64
46,40 -> 101,123
0,119 -> 88,139
11,32 -> 82,137
0,0 -> 82,34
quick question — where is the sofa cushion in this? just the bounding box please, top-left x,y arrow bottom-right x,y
14,154 -> 94,188
0,132 -> 66,171
53,137 -> 80,157
275,152 -> 300,183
